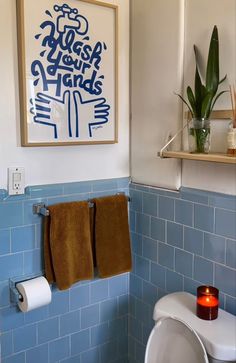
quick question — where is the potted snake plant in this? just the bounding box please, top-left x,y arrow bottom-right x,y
176,25 -> 227,153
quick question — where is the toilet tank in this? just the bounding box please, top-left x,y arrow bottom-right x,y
153,292 -> 236,362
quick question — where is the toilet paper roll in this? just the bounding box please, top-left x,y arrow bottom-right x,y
16,276 -> 52,312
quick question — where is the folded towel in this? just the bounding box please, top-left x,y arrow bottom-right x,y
89,206 -> 97,268
44,215 -> 55,284
44,201 -> 94,290
93,194 -> 132,278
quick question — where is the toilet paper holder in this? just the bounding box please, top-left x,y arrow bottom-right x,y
9,275 -> 41,304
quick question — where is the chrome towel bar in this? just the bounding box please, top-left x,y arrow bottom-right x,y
33,193 -> 131,217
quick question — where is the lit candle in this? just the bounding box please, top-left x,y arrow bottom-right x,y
196,286 -> 219,320
197,295 -> 218,307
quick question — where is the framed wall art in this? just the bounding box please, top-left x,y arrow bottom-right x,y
16,0 -> 118,146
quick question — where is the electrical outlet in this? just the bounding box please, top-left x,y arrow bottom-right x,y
8,167 -> 25,196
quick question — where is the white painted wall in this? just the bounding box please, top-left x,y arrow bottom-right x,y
182,0 -> 236,195
131,0 -> 236,195
130,0 -> 184,190
0,0 -> 130,189
2,0 -> 235,194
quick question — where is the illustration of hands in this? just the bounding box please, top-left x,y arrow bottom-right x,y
73,91 -> 110,138
30,91 -> 110,140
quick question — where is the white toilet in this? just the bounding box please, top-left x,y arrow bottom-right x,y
145,292 -> 236,363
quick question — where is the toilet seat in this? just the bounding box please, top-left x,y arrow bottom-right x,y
145,316 -> 209,363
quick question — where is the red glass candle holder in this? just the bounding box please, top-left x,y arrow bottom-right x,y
196,286 -> 219,320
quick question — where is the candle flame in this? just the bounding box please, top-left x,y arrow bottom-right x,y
206,288 -> 209,293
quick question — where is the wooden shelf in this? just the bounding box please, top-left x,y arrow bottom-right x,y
185,110 -> 233,120
161,151 -> 236,164
159,109 -> 235,164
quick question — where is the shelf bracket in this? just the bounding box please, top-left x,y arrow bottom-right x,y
158,109 -> 232,159
158,120 -> 190,158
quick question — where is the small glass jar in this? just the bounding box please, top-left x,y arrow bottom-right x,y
227,122 -> 236,156
188,119 -> 211,154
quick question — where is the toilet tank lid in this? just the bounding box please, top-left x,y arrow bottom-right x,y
153,292 -> 236,362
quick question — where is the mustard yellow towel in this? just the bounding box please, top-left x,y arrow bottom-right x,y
44,215 -> 55,284
93,195 -> 132,278
44,201 -> 94,290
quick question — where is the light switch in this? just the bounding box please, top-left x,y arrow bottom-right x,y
8,167 -> 25,195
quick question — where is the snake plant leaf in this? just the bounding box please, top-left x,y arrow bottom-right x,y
194,65 -> 203,118
174,92 -> 193,118
201,85 -> 207,100
210,90 -> 229,113
193,45 -> 204,82
175,26 -> 226,121
219,74 -> 227,84
201,92 -> 214,118
187,86 -> 196,115
206,25 -> 219,96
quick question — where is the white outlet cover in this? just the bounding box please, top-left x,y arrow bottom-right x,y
8,167 -> 25,196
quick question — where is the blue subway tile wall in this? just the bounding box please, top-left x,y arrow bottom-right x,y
129,183 -> 236,363
1,177 -> 236,363
0,178 -> 129,363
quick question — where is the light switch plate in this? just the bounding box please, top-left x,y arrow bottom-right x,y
8,167 -> 25,195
